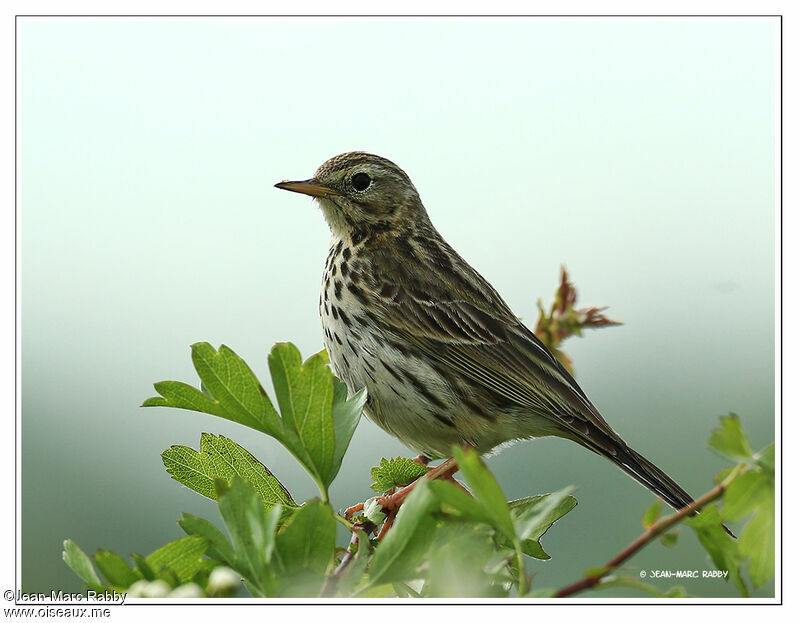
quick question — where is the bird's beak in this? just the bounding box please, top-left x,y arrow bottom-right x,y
274,178 -> 338,198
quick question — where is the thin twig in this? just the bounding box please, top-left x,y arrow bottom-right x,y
554,464 -> 747,598
376,457 -> 459,513
319,522 -> 372,597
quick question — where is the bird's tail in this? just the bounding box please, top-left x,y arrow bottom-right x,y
600,443 -> 736,538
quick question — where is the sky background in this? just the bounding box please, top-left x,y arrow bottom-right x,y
20,17 -> 776,597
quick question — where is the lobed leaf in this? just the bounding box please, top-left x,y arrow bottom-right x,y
509,489 -> 576,560
267,343 -> 335,490
161,433 -> 297,514
689,505 -> 747,596
708,413 -> 753,461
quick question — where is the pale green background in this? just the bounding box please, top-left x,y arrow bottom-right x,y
21,18 -> 776,597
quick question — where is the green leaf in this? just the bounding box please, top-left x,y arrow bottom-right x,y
130,554 -> 155,581
332,378 -> 366,478
755,444 -> 775,473
366,479 -> 439,588
273,500 -> 337,596
708,413 -> 753,461
642,498 -> 662,529
426,522 -> 508,597
93,550 -> 140,588
178,513 -> 235,567
723,471 -> 768,521
62,540 -> 101,585
215,477 -> 280,594
660,531 -> 679,548
268,343 -> 336,493
428,478 -> 493,525
452,446 -> 515,542
144,536 -> 209,584
739,493 -> 775,588
161,433 -> 297,513
192,343 -> 283,435
721,461 -> 774,588
689,505 -> 747,596
509,489 -> 576,560
370,457 -> 430,493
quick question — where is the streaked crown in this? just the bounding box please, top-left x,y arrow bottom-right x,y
276,152 -> 430,236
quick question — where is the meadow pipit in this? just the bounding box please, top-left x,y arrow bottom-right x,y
276,152 -> 699,514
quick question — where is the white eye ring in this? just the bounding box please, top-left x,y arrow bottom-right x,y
351,172 -> 372,192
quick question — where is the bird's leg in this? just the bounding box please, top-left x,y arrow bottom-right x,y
413,454 -> 431,467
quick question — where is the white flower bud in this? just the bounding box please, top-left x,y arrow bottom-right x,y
167,583 -> 205,598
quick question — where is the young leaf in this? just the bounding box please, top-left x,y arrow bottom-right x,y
723,467 -> 774,588
273,500 -> 337,596
161,433 -> 297,513
93,550 -> 140,588
371,457 -> 430,493
509,489 -> 577,560
144,536 -> 209,584
660,531 -> 679,548
689,505 -> 747,596
366,479 -> 439,588
178,513 -> 236,567
642,498 -> 662,529
708,413 -> 753,461
739,492 -> 775,588
62,540 -> 101,585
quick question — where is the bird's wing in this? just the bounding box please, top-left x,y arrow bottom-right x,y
375,289 -> 625,455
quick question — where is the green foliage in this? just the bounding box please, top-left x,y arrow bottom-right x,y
708,413 -> 754,460
162,433 -> 298,515
641,499 -> 662,529
144,342 -> 366,501
370,457 -> 430,492
64,342 -> 774,599
711,415 -> 775,590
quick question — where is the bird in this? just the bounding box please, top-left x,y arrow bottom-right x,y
275,151 -> 705,518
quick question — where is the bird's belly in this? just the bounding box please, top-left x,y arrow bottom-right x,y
319,280 -> 515,458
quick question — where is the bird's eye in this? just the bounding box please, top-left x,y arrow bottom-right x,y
351,172 -> 372,191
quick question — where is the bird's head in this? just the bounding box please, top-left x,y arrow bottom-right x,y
275,152 -> 429,236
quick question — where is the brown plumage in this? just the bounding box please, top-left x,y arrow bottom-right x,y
276,151 -> 707,517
